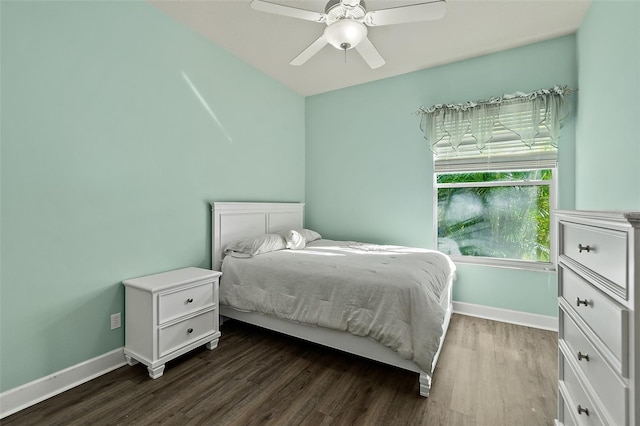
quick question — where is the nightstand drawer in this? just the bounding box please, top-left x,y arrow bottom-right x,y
560,266 -> 627,365
561,221 -> 627,290
560,310 -> 627,425
158,310 -> 216,358
158,281 -> 215,324
561,354 -> 606,426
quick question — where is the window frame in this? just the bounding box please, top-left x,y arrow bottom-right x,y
433,166 -> 557,272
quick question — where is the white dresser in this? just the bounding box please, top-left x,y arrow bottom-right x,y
123,267 -> 222,379
555,210 -> 640,425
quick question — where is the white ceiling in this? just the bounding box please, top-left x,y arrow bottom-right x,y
150,0 -> 590,96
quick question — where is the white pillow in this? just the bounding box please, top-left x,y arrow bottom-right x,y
224,234 -> 286,258
294,228 -> 322,243
284,229 -> 306,250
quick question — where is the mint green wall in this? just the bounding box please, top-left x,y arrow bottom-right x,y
575,1 -> 640,210
306,36 -> 578,317
0,1 -> 304,392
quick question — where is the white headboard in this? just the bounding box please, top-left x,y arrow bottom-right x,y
211,202 -> 305,271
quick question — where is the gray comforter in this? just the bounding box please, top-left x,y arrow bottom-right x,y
220,239 -> 456,372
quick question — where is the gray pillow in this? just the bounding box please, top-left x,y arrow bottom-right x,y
224,234 -> 286,258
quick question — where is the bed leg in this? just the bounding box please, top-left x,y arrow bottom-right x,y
419,373 -> 431,397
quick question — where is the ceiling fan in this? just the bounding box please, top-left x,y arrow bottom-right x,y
251,0 -> 447,69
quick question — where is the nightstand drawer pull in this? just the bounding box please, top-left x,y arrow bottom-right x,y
576,297 -> 589,307
186,298 -> 194,304
578,244 -> 592,253
187,328 -> 194,334
577,405 -> 589,416
577,351 -> 589,362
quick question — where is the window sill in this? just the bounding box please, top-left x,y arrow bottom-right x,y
447,255 -> 556,272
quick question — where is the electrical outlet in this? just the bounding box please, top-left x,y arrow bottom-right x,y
110,312 -> 121,330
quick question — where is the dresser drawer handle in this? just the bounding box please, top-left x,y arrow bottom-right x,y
576,297 -> 589,307
578,244 -> 592,253
187,328 -> 194,334
577,405 -> 589,416
577,351 -> 590,362
186,298 -> 194,304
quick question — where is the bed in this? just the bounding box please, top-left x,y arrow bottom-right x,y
211,202 -> 455,397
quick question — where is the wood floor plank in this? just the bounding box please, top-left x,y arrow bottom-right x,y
261,353 -> 344,425
2,314 -> 558,425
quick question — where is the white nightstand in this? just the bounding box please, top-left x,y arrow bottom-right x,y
123,267 -> 221,379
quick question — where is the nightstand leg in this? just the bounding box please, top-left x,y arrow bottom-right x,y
206,338 -> 219,350
147,364 -> 165,379
125,355 -> 139,366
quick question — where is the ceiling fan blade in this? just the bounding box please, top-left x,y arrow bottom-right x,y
290,36 -> 329,66
355,37 -> 385,69
251,0 -> 327,23
364,1 -> 446,26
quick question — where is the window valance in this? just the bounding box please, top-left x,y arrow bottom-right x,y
416,86 -> 574,163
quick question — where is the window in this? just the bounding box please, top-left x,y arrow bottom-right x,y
417,86 -> 572,270
435,168 -> 555,270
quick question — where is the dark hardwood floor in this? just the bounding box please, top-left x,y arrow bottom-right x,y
2,314 -> 558,425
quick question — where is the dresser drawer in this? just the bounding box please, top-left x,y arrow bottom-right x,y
560,354 -> 607,426
560,266 -> 627,366
561,221 -> 627,292
158,281 -> 215,324
558,391 -> 577,426
560,310 -> 627,424
158,310 -> 216,358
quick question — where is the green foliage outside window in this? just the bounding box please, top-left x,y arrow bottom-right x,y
437,170 -> 552,262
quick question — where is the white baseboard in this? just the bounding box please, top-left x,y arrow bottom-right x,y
453,301 -> 558,331
0,347 -> 126,419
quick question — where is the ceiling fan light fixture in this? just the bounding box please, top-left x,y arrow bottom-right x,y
324,19 -> 367,50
